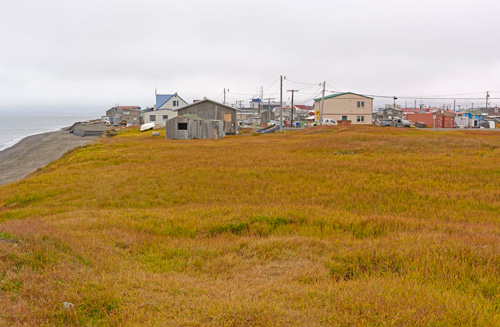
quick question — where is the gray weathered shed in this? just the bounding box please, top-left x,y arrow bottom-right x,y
70,122 -> 109,137
166,115 -> 225,140
174,99 -> 238,135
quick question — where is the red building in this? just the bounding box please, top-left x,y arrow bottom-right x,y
406,110 -> 455,128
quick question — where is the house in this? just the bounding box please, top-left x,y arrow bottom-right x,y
174,99 -> 238,135
407,110 -> 455,128
313,92 -> 373,124
106,106 -> 141,126
141,93 -> 189,127
275,106 -> 312,123
455,112 -> 483,128
379,108 -> 403,120
165,114 -> 225,140
487,106 -> 500,116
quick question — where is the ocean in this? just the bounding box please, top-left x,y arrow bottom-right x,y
0,113 -> 100,152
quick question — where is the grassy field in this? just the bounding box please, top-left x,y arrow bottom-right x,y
1,126 -> 500,326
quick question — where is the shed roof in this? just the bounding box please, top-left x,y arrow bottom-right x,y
174,98 -> 237,112
314,92 -> 373,102
179,114 -> 204,121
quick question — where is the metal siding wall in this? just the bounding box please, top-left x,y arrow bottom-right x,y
165,118 -> 176,139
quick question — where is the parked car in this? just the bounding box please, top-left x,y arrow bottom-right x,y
314,118 -> 337,126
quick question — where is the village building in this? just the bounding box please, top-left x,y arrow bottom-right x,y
379,108 -> 403,121
165,114 -> 225,140
174,99 -> 238,135
106,106 -> 141,126
313,92 -> 373,124
70,121 -> 109,137
486,106 -> 500,116
406,110 -> 456,128
260,110 -> 275,125
141,93 -> 189,127
455,112 -> 483,128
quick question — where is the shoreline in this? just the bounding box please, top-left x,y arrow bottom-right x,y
0,130 -> 100,186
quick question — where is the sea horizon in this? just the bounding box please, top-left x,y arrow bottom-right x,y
0,113 -> 101,152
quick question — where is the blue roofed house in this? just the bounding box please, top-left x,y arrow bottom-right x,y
455,112 -> 483,128
141,93 -> 189,126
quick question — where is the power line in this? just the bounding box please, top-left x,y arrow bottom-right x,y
284,77 -> 319,86
263,77 -> 280,93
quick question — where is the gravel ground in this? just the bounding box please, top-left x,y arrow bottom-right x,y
0,130 -> 99,186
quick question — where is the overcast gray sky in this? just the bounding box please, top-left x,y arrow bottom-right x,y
1,0 -> 499,114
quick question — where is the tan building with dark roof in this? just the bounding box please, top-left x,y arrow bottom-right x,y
314,92 -> 373,124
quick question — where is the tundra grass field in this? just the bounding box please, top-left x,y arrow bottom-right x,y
1,126 -> 500,326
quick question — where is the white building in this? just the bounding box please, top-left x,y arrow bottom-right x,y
142,93 -> 189,126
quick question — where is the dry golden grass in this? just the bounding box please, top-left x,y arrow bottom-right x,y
1,126 -> 500,326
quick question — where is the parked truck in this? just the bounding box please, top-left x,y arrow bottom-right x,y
376,118 -> 413,128
393,118 -> 413,128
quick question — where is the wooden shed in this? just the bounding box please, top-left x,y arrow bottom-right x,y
174,99 -> 238,135
165,115 -> 225,140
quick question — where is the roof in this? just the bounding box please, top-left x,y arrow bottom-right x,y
314,92 -> 373,102
174,98 -> 237,112
156,93 -> 188,109
115,106 -> 140,110
156,94 -> 175,109
401,108 -> 430,113
179,114 -> 204,121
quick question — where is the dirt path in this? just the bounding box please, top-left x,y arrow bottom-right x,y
0,131 -> 99,186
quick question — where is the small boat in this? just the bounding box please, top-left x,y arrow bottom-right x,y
140,123 -> 155,132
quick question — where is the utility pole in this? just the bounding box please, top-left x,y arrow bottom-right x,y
453,99 -> 456,112
263,98 -> 275,112
236,100 -> 243,122
414,100 -> 417,109
486,91 -> 490,113
393,96 -> 397,109
258,86 -> 264,115
280,76 -> 283,131
319,81 -> 326,126
471,103 -> 474,111
288,89 -> 298,127
224,88 -> 229,105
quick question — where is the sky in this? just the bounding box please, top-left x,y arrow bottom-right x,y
1,0 -> 500,114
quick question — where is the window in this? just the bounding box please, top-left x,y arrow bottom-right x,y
357,116 -> 365,122
178,122 -> 188,130
342,116 -> 347,121
162,115 -> 169,120
224,113 -> 232,122
357,101 -> 365,108
150,115 -> 156,122
173,100 -> 179,107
